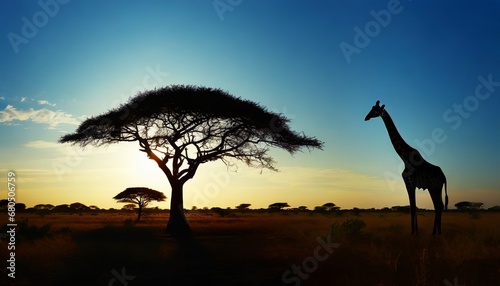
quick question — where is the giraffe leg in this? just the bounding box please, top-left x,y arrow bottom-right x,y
410,191 -> 418,235
403,176 -> 418,235
430,187 -> 444,235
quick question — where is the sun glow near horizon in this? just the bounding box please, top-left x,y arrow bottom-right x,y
3,142 -> 478,211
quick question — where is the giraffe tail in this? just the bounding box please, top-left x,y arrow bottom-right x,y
444,176 -> 448,210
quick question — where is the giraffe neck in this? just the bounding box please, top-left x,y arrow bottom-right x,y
380,110 -> 415,158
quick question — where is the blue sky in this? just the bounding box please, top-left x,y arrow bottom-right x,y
1,0 -> 499,210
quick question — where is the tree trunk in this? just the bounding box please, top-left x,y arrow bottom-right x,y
137,204 -> 142,221
166,182 -> 191,238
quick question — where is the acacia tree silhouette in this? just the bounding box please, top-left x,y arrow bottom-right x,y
113,187 -> 166,221
268,202 -> 290,210
59,85 -> 323,238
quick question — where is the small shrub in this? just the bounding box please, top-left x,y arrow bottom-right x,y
330,218 -> 367,239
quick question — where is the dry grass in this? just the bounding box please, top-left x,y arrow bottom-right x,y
0,211 -> 499,285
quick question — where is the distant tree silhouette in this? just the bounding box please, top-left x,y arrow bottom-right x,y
488,205 -> 500,211
113,187 -> 166,221
297,206 -> 308,211
322,202 -> 339,211
391,205 -> 411,213
34,204 -> 55,211
211,207 -> 230,217
15,203 -> 26,211
0,201 -> 25,211
89,205 -> 100,210
60,85 -> 323,238
53,204 -> 71,212
236,203 -> 251,210
122,204 -> 137,211
455,201 -> 483,211
268,202 -> 290,210
314,206 -> 326,212
70,202 -> 89,211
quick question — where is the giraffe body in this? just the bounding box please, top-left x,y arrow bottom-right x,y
365,101 -> 448,235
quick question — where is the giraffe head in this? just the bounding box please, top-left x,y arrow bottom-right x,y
364,100 -> 385,121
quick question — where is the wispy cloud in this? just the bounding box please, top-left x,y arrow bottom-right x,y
0,104 -> 79,128
20,97 -> 27,102
24,140 -> 61,149
0,96 -> 5,100
37,99 -> 56,107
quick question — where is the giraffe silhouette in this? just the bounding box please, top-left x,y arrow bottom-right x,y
365,101 -> 448,235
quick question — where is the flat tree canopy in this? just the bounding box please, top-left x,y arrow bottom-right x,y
236,203 -> 251,210
455,201 -> 483,211
113,187 -> 166,221
269,202 -> 291,210
60,85 -> 323,237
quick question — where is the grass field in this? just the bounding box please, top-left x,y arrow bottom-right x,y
1,211 -> 499,285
